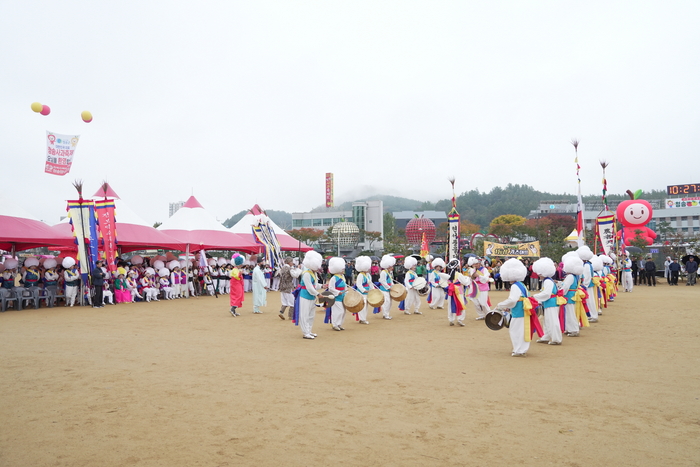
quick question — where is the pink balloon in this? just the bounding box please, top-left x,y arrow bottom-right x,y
40,105 -> 51,116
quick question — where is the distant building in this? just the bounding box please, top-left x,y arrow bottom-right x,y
292,200 -> 384,251
528,199 -> 700,236
392,210 -> 447,230
169,201 -> 185,218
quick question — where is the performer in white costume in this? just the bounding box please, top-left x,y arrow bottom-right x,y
327,257 -> 348,331
590,255 -> 606,315
158,268 -> 175,299
169,262 -> 183,298
467,257 -> 491,320
445,259 -> 470,327
62,257 -> 80,307
354,256 -> 375,324
531,257 -> 563,345
141,268 -> 159,302
403,256 -> 422,315
621,252 -> 634,292
252,257 -> 268,314
378,255 -> 396,320
428,258 -> 446,310
561,252 -> 585,337
126,270 -> 142,301
577,246 -> 599,323
298,251 -> 323,339
497,258 -> 532,357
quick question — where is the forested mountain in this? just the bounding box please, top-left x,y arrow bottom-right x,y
426,185 -> 667,229
223,187 -> 667,231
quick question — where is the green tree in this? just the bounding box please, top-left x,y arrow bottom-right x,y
383,212 -> 397,240
489,214 -> 526,240
364,231 -> 382,250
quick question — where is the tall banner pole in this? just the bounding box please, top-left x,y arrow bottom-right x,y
447,177 -> 460,263
572,139 -> 585,246
595,161 -> 616,256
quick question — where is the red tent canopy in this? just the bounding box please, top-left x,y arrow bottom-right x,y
1,215 -> 74,252
0,195 -> 74,252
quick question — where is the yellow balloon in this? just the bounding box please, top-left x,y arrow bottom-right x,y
81,110 -> 92,122
31,102 -> 42,113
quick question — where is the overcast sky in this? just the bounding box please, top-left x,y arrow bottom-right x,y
3,1 -> 699,225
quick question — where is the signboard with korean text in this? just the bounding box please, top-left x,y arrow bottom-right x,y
45,131 -> 80,176
483,241 -> 540,258
665,197 -> 700,209
325,173 -> 334,208
595,213 -> 616,256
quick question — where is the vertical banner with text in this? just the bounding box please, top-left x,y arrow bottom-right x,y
95,199 -> 119,272
67,200 -> 99,278
447,213 -> 460,262
595,214 -> 616,256
45,131 -> 80,176
325,173 -> 334,208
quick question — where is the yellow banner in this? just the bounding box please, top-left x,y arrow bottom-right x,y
484,241 -> 540,258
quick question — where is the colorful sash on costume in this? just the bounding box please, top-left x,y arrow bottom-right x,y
572,286 -> 591,327
326,274 -> 347,323
592,275 -> 605,309
514,282 -> 544,342
299,270 -> 318,300
555,289 -> 568,331
447,281 -> 465,316
292,286 -> 302,325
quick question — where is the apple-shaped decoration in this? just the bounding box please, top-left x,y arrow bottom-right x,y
616,189 -> 657,246
405,216 -> 436,245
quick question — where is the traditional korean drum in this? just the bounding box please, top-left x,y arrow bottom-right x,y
343,289 -> 364,314
367,289 -> 385,308
389,283 -> 407,302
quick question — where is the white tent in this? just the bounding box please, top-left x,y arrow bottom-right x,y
157,196 -> 259,253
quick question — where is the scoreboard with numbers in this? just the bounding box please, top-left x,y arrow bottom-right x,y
667,183 -> 700,196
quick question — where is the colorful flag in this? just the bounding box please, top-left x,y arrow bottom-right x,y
67,200 -> 99,279
95,199 -> 119,272
252,215 -> 283,269
595,214 -> 616,256
420,232 -> 429,258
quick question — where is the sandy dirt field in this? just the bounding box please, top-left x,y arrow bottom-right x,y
1,281 -> 699,467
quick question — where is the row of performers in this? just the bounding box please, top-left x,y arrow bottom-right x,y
283,247 -> 620,351
491,246 -> 620,357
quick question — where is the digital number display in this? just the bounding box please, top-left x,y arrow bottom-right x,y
667,183 -> 700,196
